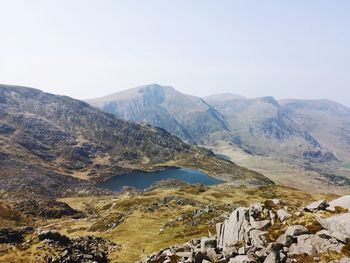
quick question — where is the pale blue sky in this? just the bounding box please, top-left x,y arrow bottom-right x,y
1,0 -> 349,105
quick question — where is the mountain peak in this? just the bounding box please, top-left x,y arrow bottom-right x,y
204,93 -> 246,102
86,84 -> 179,105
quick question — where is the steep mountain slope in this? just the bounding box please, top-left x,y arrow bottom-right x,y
0,85 -> 272,197
88,85 -> 339,164
87,84 -> 229,144
206,94 -> 350,190
280,99 -> 350,161
205,95 -> 337,162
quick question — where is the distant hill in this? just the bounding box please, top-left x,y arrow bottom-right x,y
0,84 -> 271,197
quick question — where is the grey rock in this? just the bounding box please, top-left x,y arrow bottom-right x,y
238,246 -> 246,255
251,219 -> 271,230
269,210 -> 276,225
255,247 -> 267,259
329,195 -> 350,210
288,234 -> 343,256
316,230 -> 332,239
305,200 -> 328,212
317,212 -> 350,242
276,234 -> 296,247
229,255 -> 255,263
285,225 -> 309,237
207,247 -> 219,262
249,229 -> 267,247
266,243 -> 283,253
276,209 -> 291,222
217,207 -> 250,248
201,237 -> 217,253
263,252 -> 280,263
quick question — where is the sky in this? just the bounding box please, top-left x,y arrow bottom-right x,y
1,0 -> 350,105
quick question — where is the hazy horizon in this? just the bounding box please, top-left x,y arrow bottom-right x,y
1,0 -> 350,106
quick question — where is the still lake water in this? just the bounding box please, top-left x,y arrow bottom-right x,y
97,168 -> 222,192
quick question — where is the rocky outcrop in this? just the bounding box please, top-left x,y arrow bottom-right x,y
15,199 -> 83,219
0,229 -> 24,244
329,195 -> 350,210
317,213 -> 350,243
141,196 -> 350,263
37,231 -> 117,263
216,204 -> 271,249
305,200 -> 329,212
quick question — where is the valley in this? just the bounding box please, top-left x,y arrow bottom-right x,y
1,84 -> 350,263
2,2 -> 350,262
88,84 -> 350,194
0,84 -> 271,198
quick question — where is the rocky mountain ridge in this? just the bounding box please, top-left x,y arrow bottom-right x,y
88,84 -> 348,163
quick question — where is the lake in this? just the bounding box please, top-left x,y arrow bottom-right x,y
97,168 -> 222,192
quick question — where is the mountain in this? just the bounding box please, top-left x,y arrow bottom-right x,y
280,99 -> 350,161
88,85 -> 338,163
205,95 -> 337,162
0,84 -> 272,197
87,84 -> 229,144
88,86 -> 350,191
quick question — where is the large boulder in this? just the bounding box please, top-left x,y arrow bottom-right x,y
305,200 -> 328,212
288,234 -> 343,256
217,204 -> 273,249
317,212 -> 350,242
329,195 -> 350,210
285,225 -> 309,237
276,233 -> 296,247
217,207 -> 251,248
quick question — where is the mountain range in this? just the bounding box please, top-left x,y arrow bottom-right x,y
87,84 -> 350,190
0,84 -> 271,197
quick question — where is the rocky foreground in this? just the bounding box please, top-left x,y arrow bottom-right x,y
0,184 -> 348,262
141,196 -> 350,263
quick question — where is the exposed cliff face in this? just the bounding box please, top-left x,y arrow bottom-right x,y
88,86 -> 343,164
206,95 -> 326,156
87,84 -> 229,144
0,84 -> 272,197
280,99 -> 350,161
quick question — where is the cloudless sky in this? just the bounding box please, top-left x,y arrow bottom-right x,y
1,0 -> 350,105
